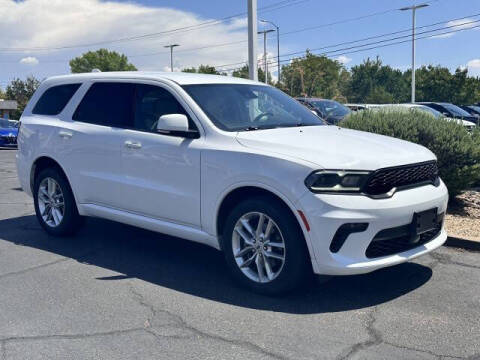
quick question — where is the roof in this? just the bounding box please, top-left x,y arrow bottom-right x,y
44,71 -> 264,86
0,100 -> 18,110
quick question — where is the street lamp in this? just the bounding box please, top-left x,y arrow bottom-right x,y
164,44 -> 180,72
400,3 -> 429,103
257,29 -> 275,83
260,19 -> 280,82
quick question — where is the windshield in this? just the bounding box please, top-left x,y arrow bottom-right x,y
468,105 -> 480,114
441,103 -> 472,117
310,100 -> 351,117
0,119 -> 17,128
415,105 -> 443,118
182,84 -> 325,131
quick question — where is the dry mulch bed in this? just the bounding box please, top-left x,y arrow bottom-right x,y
445,189 -> 480,242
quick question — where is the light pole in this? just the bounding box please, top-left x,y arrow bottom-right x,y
258,29 -> 275,83
400,3 -> 429,103
260,19 -> 280,83
164,44 -> 180,72
248,0 -> 258,81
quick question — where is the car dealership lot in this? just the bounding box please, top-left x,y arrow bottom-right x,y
0,149 -> 479,360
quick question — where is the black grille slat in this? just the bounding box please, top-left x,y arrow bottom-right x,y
0,136 -> 17,145
366,224 -> 442,258
363,161 -> 438,196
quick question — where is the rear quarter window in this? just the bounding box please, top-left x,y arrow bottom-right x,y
32,83 -> 81,115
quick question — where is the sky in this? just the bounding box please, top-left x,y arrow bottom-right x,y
1,0 -> 479,89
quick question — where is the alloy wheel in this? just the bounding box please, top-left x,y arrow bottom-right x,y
232,212 -> 286,283
37,177 -> 65,228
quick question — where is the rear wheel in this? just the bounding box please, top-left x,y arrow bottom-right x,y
33,167 -> 83,236
222,196 -> 311,295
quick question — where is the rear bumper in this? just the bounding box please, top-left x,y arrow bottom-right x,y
297,180 -> 449,275
16,150 -> 32,196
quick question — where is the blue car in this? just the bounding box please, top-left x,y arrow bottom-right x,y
0,118 -> 19,148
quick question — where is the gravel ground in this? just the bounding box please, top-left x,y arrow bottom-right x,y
445,189 -> 480,242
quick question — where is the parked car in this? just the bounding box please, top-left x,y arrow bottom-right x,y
17,72 -> 448,294
345,104 -> 366,112
296,98 -> 351,124
0,118 -> 19,148
344,104 -> 384,112
378,104 -> 476,131
419,102 -> 478,125
459,105 -> 480,123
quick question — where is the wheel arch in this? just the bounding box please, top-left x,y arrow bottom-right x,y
30,156 -> 73,196
215,185 -> 312,256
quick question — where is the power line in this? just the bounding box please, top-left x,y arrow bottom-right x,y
121,2 -> 449,58
0,0 -> 308,52
219,22 -> 480,72
2,11 -> 478,69
274,18 -> 480,61
130,10 -> 480,60
213,16 -> 480,70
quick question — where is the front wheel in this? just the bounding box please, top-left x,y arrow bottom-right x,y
222,197 -> 312,295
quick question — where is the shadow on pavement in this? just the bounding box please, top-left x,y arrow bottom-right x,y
0,215 -> 433,314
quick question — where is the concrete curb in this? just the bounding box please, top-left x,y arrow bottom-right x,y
445,237 -> 480,252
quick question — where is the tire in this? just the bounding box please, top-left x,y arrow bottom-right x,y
222,196 -> 312,295
33,167 -> 83,236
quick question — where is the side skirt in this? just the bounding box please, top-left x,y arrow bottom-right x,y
78,203 -> 220,250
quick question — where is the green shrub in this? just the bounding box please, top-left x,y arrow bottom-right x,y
340,109 -> 480,198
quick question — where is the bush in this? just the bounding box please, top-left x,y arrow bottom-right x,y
340,109 -> 480,198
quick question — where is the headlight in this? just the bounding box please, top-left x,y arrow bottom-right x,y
305,170 -> 371,193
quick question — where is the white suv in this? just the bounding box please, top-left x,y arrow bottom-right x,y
16,72 -> 448,294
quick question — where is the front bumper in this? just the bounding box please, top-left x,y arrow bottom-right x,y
0,136 -> 18,148
297,180 -> 449,275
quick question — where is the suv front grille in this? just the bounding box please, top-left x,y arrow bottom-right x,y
362,161 -> 439,196
0,135 -> 17,145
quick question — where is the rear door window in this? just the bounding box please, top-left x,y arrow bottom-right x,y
32,83 -> 81,115
73,82 -> 135,128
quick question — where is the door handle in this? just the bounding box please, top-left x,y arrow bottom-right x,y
124,140 -> 142,149
58,130 -> 73,139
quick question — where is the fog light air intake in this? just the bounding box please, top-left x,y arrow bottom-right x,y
330,223 -> 369,253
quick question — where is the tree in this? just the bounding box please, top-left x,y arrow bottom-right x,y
69,49 -> 137,73
5,76 -> 41,119
346,57 -> 409,103
412,65 -> 480,104
231,65 -> 273,84
280,51 -> 348,99
181,64 -> 225,75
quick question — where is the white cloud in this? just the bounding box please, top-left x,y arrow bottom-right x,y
467,59 -> 480,77
19,56 -> 39,65
336,55 -> 352,65
0,0 -> 252,74
431,18 -> 478,39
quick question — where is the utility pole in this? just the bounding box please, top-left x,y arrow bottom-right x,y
258,29 -> 274,83
248,0 -> 258,81
400,3 -> 429,103
164,44 -> 180,72
260,19 -> 280,82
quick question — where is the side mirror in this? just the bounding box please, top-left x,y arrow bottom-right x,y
156,114 -> 199,139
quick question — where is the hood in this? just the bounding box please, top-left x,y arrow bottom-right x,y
0,128 -> 18,136
236,126 -> 435,170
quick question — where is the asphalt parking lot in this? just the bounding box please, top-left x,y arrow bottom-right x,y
0,149 -> 479,360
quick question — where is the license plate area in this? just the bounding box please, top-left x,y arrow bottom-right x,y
413,208 -> 438,234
